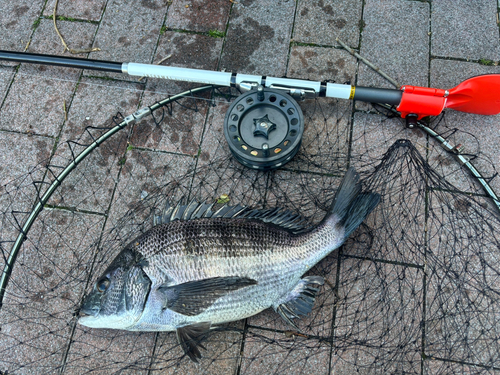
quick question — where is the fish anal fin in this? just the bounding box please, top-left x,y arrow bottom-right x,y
273,276 -> 324,328
176,322 -> 211,362
159,276 -> 257,316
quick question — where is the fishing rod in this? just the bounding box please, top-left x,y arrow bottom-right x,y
2,50 -> 500,119
1,50 -> 500,170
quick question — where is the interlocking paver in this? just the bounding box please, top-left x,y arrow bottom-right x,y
87,0 -> 168,78
221,0 -> 295,76
166,0 -> 231,33
0,210 -> 104,374
358,0 -> 430,89
0,0 -> 44,51
0,66 -> 15,107
43,0 -> 106,21
332,259 -> 423,374
0,18 -> 98,136
293,0 -> 363,47
431,0 -> 500,61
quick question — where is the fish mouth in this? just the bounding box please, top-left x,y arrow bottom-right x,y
79,304 -> 99,317
77,310 -> 100,327
77,301 -> 100,326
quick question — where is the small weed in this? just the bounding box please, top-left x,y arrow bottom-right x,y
32,18 -> 41,29
479,58 -> 496,66
208,29 -> 225,38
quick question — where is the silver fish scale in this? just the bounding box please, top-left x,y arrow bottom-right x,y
129,215 -> 344,330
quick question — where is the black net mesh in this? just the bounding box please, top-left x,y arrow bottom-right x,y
1,84 -> 499,374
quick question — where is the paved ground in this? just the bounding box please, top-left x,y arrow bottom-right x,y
1,0 -> 500,374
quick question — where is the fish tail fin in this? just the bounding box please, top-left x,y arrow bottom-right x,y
329,167 -> 380,238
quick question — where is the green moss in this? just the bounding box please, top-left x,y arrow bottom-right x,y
479,58 -> 495,66
57,15 -> 77,22
160,25 -> 168,35
32,18 -> 41,29
208,29 -> 225,38
118,157 -> 127,166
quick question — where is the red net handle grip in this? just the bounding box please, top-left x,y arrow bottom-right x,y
396,86 -> 448,120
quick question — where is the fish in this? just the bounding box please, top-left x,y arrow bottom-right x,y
78,167 -> 380,362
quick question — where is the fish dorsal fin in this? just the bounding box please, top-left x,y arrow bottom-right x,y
154,199 -> 310,233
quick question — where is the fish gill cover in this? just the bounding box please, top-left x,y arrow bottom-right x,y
0,87 -> 499,374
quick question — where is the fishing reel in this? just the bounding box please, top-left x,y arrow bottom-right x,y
223,85 -> 304,170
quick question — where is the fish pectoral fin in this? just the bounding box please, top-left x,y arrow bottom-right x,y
273,276 -> 325,329
158,276 -> 258,316
176,322 -> 211,363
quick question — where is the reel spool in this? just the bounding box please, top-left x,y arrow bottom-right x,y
223,86 -> 304,170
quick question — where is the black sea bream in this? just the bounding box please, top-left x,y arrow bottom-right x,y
78,168 -> 379,361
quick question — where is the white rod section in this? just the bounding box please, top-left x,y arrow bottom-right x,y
122,62 -> 356,100
123,63 -> 233,86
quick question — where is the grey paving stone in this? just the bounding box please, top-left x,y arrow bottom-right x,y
0,66 -> 15,105
286,45 -> 357,174
106,148 -> 196,238
150,329 -> 242,374
429,59 -> 500,195
431,0 -> 500,61
0,17 -> 100,136
430,59 -> 500,89
423,360 -> 487,374
358,0 -> 430,89
351,113 -> 425,171
241,328 -> 331,375
287,45 -> 357,83
0,131 -> 53,185
87,0 -> 168,79
27,17 -> 98,58
63,328 -> 154,375
166,0 -> 231,33
220,0 -> 295,76
425,197 -> 500,368
145,31 -> 224,97
0,0 -> 44,51
47,77 -> 142,214
59,76 -> 142,144
130,93 -> 209,156
191,100 -> 271,207
0,70 -> 75,137
43,0 -> 106,21
0,130 -> 54,275
350,113 -> 427,265
293,0 -> 363,47
0,210 -> 104,374
332,259 -> 423,374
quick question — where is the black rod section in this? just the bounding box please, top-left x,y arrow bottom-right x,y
353,86 -> 402,106
0,50 -> 123,73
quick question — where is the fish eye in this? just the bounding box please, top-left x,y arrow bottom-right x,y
96,278 -> 110,293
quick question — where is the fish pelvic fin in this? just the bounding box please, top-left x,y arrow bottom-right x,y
273,276 -> 325,329
159,276 -> 258,316
176,322 -> 211,362
328,167 -> 380,238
